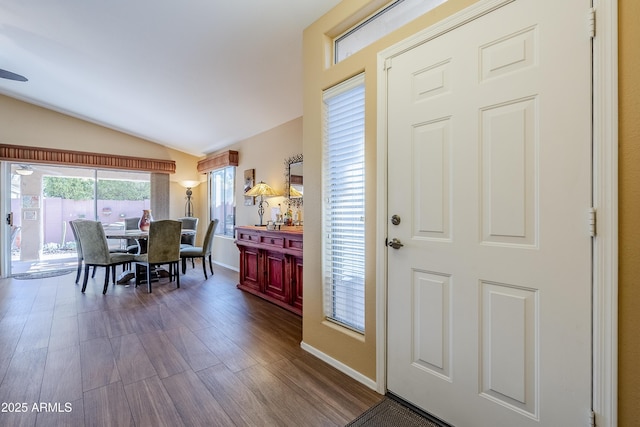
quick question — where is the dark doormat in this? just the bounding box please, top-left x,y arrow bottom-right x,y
346,396 -> 448,427
12,269 -> 75,280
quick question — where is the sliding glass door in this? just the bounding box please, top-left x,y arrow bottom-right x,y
6,163 -> 149,276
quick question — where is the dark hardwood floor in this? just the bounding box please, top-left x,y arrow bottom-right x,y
0,263 -> 382,426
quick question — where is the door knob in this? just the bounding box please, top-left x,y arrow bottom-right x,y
387,238 -> 404,250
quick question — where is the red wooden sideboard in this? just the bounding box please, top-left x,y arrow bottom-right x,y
235,226 -> 303,316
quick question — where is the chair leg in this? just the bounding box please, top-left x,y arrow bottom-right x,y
135,263 -> 142,288
75,261 -> 82,284
208,255 -> 214,276
176,261 -> 180,288
181,257 -> 187,274
103,267 -> 110,294
191,257 -> 195,268
81,265 -> 90,292
146,264 -> 152,293
92,266 -> 97,278
202,256 -> 208,280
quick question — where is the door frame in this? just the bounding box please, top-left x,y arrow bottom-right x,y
0,162 -> 10,277
375,1 -> 618,426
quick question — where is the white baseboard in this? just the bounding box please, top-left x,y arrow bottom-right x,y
213,261 -> 238,272
300,341 -> 379,392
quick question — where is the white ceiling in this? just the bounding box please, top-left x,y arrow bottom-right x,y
0,0 -> 341,156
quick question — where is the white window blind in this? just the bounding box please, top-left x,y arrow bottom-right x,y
322,74 -> 366,333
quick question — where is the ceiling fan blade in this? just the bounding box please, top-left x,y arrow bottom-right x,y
0,69 -> 28,82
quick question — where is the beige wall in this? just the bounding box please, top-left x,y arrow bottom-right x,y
618,0 -> 639,424
0,94 -> 204,240
210,117 -> 303,270
302,0 -> 477,383
0,95 -> 303,269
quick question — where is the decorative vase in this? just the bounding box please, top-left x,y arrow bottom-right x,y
138,209 -> 153,231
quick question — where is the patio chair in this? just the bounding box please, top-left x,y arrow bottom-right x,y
10,225 -> 20,249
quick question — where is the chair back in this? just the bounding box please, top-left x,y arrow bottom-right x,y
201,219 -> 219,256
69,220 -> 83,260
124,217 -> 141,247
147,220 -> 182,264
73,220 -> 111,264
178,217 -> 199,246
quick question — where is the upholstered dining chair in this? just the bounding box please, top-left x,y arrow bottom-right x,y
69,220 -> 85,284
69,219 -> 101,284
178,217 -> 199,247
180,219 -> 218,279
134,219 -> 182,293
178,216 -> 199,268
72,219 -> 135,294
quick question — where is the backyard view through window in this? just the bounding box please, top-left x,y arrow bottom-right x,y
10,163 -> 150,275
209,166 -> 236,237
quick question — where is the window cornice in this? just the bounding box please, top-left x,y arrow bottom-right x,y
0,143 -> 176,173
197,150 -> 239,174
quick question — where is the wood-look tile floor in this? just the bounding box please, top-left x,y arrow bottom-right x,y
0,264 -> 382,426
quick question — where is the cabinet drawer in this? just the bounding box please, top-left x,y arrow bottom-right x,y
237,230 -> 260,243
260,235 -> 284,248
285,237 -> 303,252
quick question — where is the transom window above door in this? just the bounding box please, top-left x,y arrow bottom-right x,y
333,0 -> 448,63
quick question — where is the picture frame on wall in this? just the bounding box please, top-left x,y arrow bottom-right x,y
244,169 -> 255,206
24,210 -> 37,221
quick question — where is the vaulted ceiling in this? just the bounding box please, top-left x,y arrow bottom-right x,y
0,0 -> 341,156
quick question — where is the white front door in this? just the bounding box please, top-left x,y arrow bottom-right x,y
385,0 -> 592,426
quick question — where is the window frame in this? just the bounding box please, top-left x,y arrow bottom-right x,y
208,166 -> 236,238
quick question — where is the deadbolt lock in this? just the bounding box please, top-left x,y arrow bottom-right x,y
391,215 -> 401,225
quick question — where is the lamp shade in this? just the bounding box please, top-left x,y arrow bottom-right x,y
289,186 -> 303,198
245,181 -> 280,197
180,180 -> 202,189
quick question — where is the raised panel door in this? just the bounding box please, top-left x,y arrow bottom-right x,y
263,250 -> 288,303
386,0 -> 592,425
238,246 -> 261,292
290,256 -> 303,311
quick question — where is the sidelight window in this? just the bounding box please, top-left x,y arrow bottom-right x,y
322,73 -> 366,333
